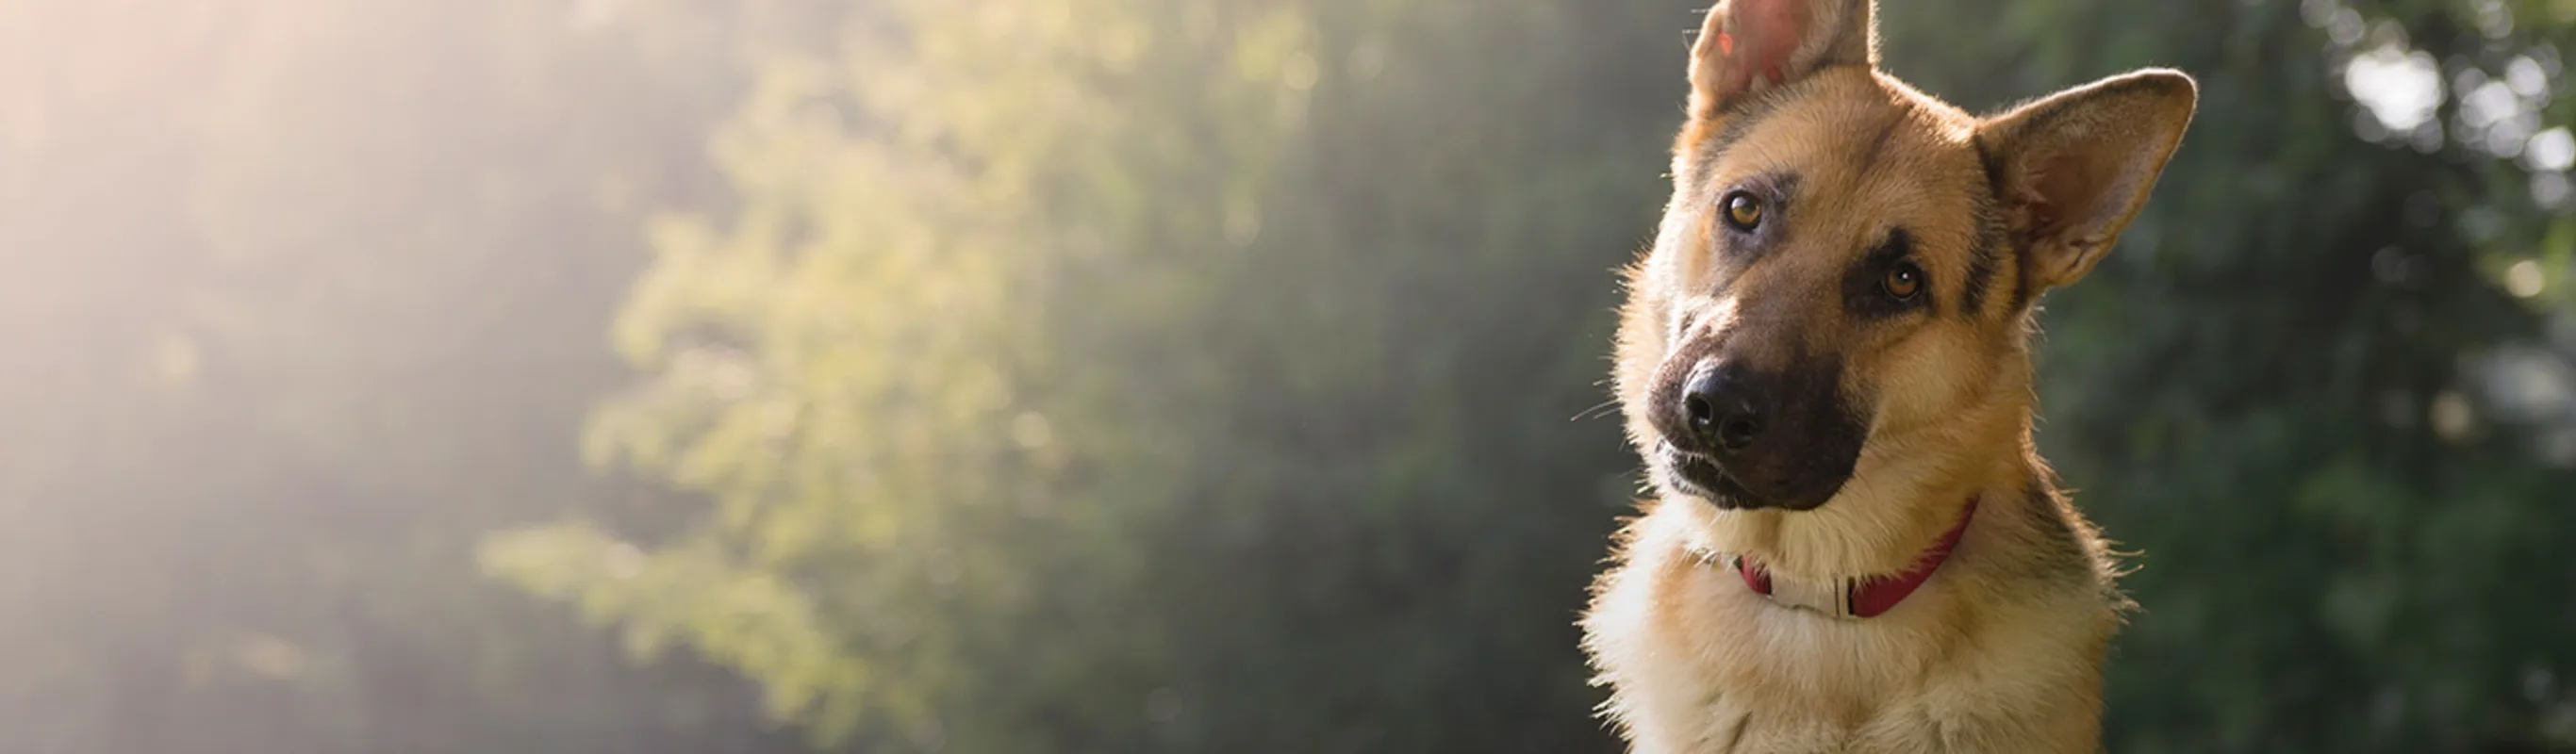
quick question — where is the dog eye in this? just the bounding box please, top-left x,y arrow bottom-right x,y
1720,191 -> 1762,231
1882,262 -> 1924,301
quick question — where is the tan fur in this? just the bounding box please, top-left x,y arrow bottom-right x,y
1579,2 -> 2194,752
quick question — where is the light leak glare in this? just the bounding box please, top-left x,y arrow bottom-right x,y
2530,127 -> 2576,172
2346,45 -> 2444,133
2508,259 -> 2548,299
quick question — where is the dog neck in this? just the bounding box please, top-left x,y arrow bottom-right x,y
1723,493 -> 1977,618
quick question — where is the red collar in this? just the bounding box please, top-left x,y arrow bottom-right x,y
1734,497 -> 1978,619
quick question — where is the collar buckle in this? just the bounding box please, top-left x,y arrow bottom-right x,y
1729,555 -> 1857,619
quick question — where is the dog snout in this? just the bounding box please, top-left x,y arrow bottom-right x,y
1659,359 -> 1767,456
1680,361 -> 1764,452
1647,351 -> 1862,509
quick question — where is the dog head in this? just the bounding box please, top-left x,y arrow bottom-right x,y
1615,0 -> 2194,514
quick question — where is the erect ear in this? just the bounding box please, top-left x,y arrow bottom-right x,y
1976,69 -> 2198,294
1688,0 -> 1877,121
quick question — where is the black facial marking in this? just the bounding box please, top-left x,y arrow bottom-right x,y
1973,131 -> 2008,200
1730,352 -> 1863,511
1962,225 -> 2003,316
1971,136 -> 2041,314
1841,228 -> 1926,320
1711,172 -> 1801,265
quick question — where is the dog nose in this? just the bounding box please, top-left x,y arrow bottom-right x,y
1682,362 -> 1763,451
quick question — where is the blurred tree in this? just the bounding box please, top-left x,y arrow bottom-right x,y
487,0 -> 1703,751
1884,0 -> 2576,750
489,0 -> 1323,749
487,0 -> 2576,753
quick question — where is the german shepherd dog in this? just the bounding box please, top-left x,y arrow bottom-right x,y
1579,1 -> 2194,751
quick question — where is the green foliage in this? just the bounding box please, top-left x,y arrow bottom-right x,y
487,1 -> 1329,748
1885,0 -> 2576,748
523,0 -> 2576,751
9,0 -> 2572,751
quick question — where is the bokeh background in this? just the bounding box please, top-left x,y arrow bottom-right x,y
5,0 -> 2576,751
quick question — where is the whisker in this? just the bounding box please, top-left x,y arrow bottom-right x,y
1572,400 -> 1622,421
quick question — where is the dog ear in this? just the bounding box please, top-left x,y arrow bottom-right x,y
1687,0 -> 1876,121
1977,70 -> 2197,294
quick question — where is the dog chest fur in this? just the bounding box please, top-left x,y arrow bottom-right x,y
1582,482 -> 2119,754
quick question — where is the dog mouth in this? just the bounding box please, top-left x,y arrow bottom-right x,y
1654,441 -> 1775,510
